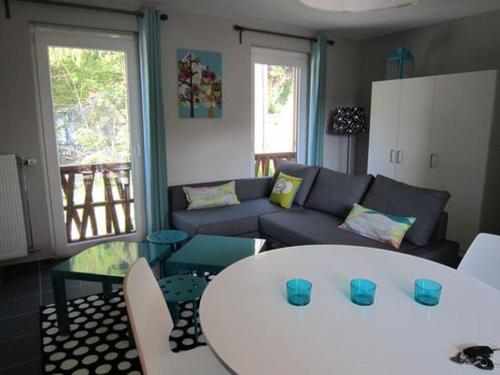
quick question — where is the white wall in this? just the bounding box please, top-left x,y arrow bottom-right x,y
162,11 -> 313,185
0,2 -> 362,263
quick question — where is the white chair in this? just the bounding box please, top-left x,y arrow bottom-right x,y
458,233 -> 500,291
123,258 -> 229,375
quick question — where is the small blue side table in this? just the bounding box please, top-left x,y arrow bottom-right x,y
158,275 -> 207,339
146,229 -> 188,251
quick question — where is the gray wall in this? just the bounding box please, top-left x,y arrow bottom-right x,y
356,10 -> 500,174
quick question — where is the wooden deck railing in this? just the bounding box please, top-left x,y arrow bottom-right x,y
255,152 -> 297,177
60,162 -> 135,243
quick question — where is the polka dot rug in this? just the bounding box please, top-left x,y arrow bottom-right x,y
40,288 -> 207,374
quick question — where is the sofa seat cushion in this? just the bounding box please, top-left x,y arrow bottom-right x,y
172,198 -> 288,236
305,168 -> 373,218
259,209 -> 418,252
362,175 -> 450,247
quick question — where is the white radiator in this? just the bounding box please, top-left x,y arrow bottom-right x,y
0,155 -> 29,260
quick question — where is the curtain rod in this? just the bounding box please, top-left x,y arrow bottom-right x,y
3,0 -> 168,20
233,25 -> 334,46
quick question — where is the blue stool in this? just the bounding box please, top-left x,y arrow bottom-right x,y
147,229 -> 188,251
158,275 -> 207,339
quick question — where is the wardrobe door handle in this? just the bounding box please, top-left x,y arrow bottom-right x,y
396,150 -> 403,164
389,149 -> 395,163
429,153 -> 437,168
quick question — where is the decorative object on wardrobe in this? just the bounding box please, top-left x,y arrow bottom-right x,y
386,47 -> 414,80
328,107 -> 367,174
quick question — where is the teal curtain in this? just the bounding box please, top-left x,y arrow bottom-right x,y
306,35 -> 328,166
138,9 -> 169,232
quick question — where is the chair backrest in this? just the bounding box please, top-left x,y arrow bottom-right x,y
458,233 -> 500,290
124,258 -> 174,375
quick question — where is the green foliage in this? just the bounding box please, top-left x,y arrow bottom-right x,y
267,65 -> 294,114
48,47 -> 130,166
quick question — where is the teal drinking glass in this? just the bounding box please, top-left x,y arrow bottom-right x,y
350,278 -> 377,306
286,279 -> 312,306
414,279 -> 442,306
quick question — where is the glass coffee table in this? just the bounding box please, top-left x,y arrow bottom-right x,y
166,234 -> 267,275
51,241 -> 170,335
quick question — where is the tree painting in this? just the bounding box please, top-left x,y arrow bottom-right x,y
177,49 -> 222,118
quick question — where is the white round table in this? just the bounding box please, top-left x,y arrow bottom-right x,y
200,245 -> 500,375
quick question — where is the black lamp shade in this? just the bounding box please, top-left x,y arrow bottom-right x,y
328,107 -> 367,135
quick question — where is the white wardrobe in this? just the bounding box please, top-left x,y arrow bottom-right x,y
367,70 -> 500,250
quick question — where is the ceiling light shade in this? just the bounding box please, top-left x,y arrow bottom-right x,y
299,0 -> 424,12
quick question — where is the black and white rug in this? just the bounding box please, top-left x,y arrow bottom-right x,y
41,288 -> 208,374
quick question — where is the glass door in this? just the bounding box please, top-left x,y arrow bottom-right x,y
32,25 -> 144,256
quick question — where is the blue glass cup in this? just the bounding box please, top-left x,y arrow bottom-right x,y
286,279 -> 312,306
350,278 -> 377,306
414,279 -> 442,306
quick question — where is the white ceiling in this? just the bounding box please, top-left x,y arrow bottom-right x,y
144,0 -> 500,39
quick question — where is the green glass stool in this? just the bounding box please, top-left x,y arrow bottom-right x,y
158,275 -> 207,339
147,229 -> 188,251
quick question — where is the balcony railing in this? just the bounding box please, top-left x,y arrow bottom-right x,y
255,152 -> 297,177
60,162 -> 135,243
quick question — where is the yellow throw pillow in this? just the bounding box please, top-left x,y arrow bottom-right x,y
269,172 -> 303,209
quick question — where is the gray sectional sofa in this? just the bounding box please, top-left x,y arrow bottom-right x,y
169,161 -> 459,267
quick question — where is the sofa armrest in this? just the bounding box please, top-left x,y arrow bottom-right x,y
428,211 -> 448,243
169,177 -> 273,212
406,240 -> 459,268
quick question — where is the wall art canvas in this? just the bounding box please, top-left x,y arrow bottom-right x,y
177,49 -> 222,118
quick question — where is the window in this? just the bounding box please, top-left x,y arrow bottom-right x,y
252,48 -> 308,176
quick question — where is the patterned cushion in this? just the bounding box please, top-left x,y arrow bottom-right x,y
339,204 -> 416,249
183,181 -> 240,210
269,172 -> 303,209
272,161 -> 319,206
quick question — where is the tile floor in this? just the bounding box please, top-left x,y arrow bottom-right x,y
0,259 -> 103,375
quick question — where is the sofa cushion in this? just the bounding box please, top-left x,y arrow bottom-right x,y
259,209 -> 418,252
269,172 -> 303,209
361,175 -> 450,247
272,160 -> 319,206
169,177 -> 272,211
172,198 -> 287,236
183,181 -> 240,210
305,168 -> 373,217
339,203 -> 416,249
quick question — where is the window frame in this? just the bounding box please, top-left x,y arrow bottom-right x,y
251,47 -> 309,168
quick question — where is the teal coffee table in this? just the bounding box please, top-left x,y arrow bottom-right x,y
51,241 -> 170,335
166,234 -> 267,275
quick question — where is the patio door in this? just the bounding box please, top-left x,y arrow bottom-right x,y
32,25 -> 145,256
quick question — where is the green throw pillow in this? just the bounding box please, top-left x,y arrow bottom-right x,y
269,172 -> 303,209
339,203 -> 416,249
183,181 -> 240,210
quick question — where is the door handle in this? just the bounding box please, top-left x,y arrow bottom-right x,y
396,150 -> 403,164
389,149 -> 395,163
429,153 -> 437,168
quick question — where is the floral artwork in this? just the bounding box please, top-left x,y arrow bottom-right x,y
177,49 -> 222,118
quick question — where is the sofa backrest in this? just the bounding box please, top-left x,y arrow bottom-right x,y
169,177 -> 272,212
304,167 -> 373,218
361,175 -> 451,247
